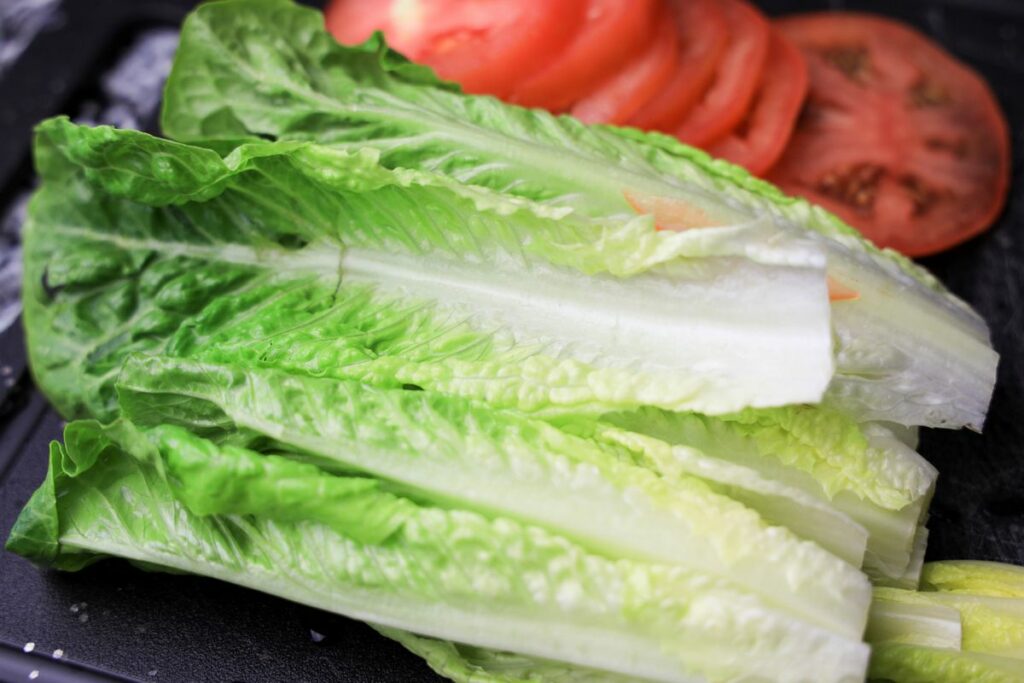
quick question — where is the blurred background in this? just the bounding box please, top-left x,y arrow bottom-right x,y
0,1 -> 1021,681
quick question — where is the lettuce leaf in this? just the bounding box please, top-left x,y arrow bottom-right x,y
115,355 -> 871,639
867,563 -> 1024,681
25,116 -> 833,422
159,0 -> 997,429
922,561 -> 1024,598
869,645 -> 1024,683
7,420 -> 871,683
866,597 -> 962,650
24,116 -> 919,588
377,570 -> 1022,683
874,587 -> 1024,659
585,422 -> 869,567
375,627 -> 647,683
604,407 -> 935,583
865,565 -> 1024,683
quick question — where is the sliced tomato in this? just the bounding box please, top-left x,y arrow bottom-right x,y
629,0 -> 729,131
570,3 -> 679,125
672,0 -> 771,147
324,0 -> 393,45
768,13 -> 1011,256
508,0 -> 659,112
705,31 -> 808,176
324,0 -> 586,97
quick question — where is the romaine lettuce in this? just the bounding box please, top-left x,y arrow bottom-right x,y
114,355 -> 871,639
922,561 -> 1024,598
603,407 -> 935,583
22,116 -> 930,587
380,577 -> 1024,683
869,645 -> 1024,683
159,0 -> 997,429
25,116 -> 832,422
7,420 -> 871,683
865,562 -> 1024,682
376,627 -> 645,683
8,4 -> 1012,680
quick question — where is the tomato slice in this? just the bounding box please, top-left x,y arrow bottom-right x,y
705,31 -> 808,176
672,0 -> 771,147
768,13 -> 1011,256
324,0 -> 586,97
629,0 -> 729,131
569,3 -> 679,125
508,0 -> 659,112
324,0 -> 392,44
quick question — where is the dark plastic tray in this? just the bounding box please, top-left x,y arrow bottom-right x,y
1,0 -> 1023,680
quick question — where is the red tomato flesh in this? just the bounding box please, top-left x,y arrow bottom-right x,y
509,0 -> 659,112
570,3 -> 680,125
324,1 -> 392,44
705,30 -> 809,176
673,0 -> 771,147
629,0 -> 729,131
768,13 -> 1011,256
324,0 -> 586,97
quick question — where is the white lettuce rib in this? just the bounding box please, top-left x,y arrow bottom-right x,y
342,247 -> 834,412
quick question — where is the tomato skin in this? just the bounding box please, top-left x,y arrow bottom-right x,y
324,0 -> 586,97
705,31 -> 808,176
569,3 -> 680,125
509,0 -> 659,112
673,0 -> 771,147
629,0 -> 729,131
769,12 -> 1011,256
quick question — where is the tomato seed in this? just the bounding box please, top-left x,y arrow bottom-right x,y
816,163 -> 884,212
821,45 -> 870,82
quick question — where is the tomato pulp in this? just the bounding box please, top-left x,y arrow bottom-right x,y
769,13 -> 1011,256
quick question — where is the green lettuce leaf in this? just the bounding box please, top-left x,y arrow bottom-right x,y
586,422 -> 869,567
376,626 -> 646,683
875,587 -> 1024,659
139,422 -> 413,544
25,116 -> 833,422
115,355 -> 871,639
922,561 -> 1024,598
20,117 -> 925,578
870,645 -> 1024,683
26,118 -> 922,588
603,407 -> 935,583
866,568 -> 1024,683
159,0 -> 997,430
866,597 -> 962,650
7,420 -> 870,683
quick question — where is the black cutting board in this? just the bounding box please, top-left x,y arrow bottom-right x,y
1,0 -> 1022,681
